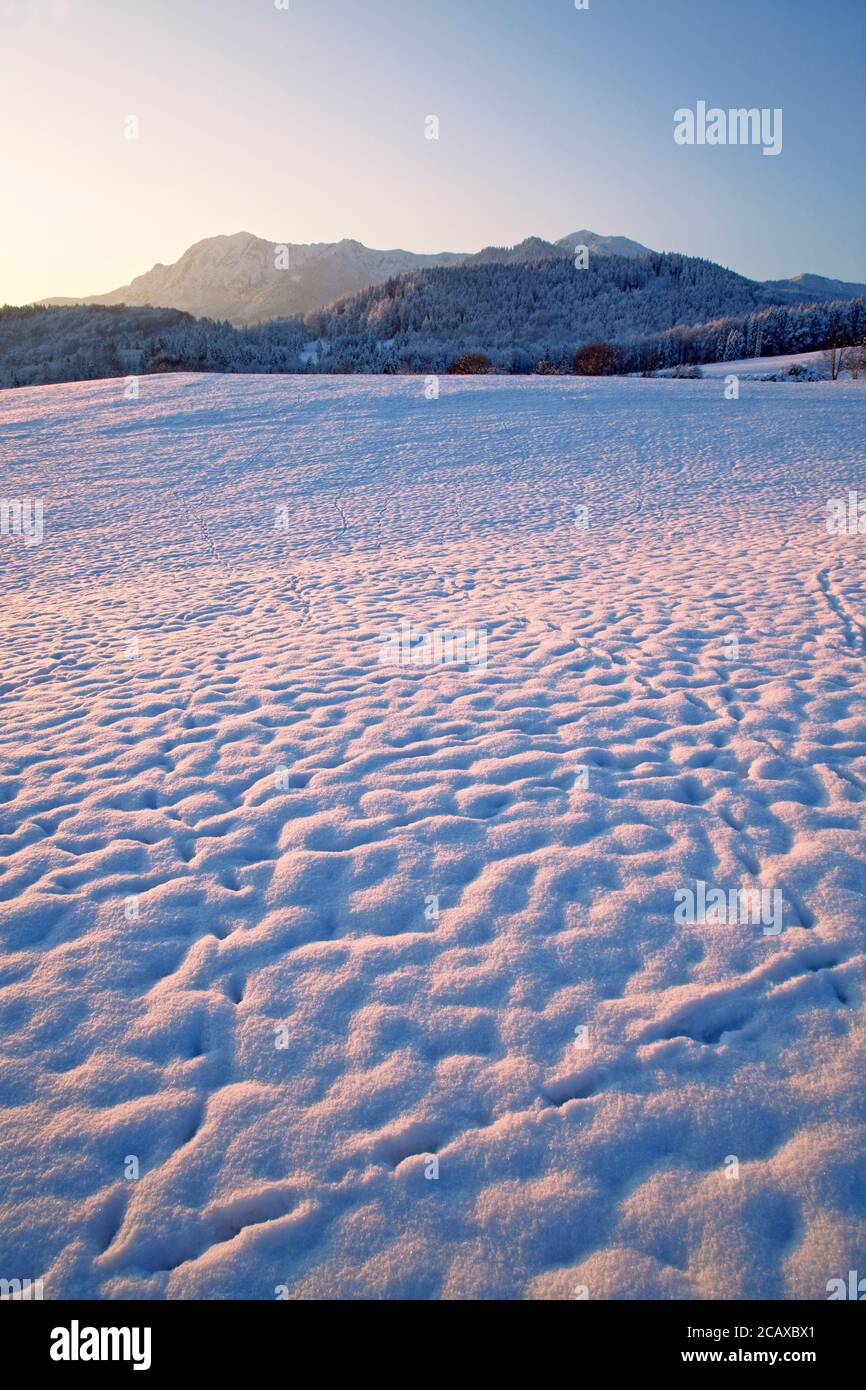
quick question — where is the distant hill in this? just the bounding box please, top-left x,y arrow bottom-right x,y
761,271 -> 866,303
555,230 -> 655,258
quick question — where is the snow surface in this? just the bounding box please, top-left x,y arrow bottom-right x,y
694,350 -> 848,380
1,373 -> 865,1301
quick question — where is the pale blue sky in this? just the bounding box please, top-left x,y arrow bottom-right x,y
2,0 -> 864,303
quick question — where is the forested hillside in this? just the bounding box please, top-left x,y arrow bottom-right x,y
303,251 -> 801,371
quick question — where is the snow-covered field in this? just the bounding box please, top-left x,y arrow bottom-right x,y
1,373 -> 865,1301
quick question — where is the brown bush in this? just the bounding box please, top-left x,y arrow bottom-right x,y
573,341 -> 620,376
446,353 -> 493,375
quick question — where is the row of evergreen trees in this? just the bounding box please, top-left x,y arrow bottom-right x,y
618,296 -> 866,373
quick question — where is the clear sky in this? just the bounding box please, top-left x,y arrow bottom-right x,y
2,0 -> 864,305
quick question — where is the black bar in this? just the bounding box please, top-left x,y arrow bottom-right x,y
4,1297 -> 861,1375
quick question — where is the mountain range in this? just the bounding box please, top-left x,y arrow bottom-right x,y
42,233 -> 464,327
41,230 -> 866,327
